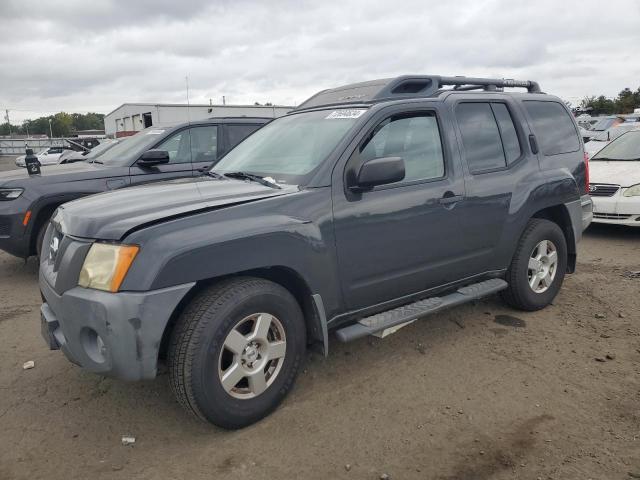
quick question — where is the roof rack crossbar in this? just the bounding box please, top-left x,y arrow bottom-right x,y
439,76 -> 541,93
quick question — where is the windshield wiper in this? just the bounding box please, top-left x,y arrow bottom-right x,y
220,171 -> 281,189
201,169 -> 224,179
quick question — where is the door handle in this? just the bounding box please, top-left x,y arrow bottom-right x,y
438,193 -> 464,205
529,134 -> 539,154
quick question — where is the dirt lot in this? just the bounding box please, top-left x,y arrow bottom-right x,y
0,224 -> 639,480
0,156 -> 20,172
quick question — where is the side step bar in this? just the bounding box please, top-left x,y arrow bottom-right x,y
335,279 -> 508,342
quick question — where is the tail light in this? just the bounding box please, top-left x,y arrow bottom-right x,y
583,151 -> 590,194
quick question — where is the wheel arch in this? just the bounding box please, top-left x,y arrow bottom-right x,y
28,193 -> 95,256
29,203 -> 60,256
158,266 -> 326,362
531,204 -> 576,273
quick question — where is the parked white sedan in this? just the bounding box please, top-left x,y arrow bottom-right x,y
589,130 -> 640,227
14,146 -> 68,167
584,123 -> 640,157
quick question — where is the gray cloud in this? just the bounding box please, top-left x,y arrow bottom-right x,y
1,0 -> 639,123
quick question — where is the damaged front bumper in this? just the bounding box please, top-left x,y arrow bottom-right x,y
40,274 -> 194,381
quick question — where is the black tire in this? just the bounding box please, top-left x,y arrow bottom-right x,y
35,218 -> 51,258
168,277 -> 306,429
501,218 -> 567,311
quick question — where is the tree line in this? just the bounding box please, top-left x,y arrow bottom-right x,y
579,86 -> 640,116
0,112 -> 105,137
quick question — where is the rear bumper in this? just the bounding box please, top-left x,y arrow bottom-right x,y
40,272 -> 194,381
580,195 -> 593,231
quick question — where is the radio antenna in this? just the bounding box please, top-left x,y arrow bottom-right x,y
185,75 -> 191,124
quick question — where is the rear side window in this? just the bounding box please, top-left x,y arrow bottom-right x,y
524,101 -> 579,155
491,103 -> 521,164
226,124 -> 262,149
456,103 -> 505,173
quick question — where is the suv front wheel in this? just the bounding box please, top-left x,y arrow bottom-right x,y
501,218 -> 567,311
168,277 -> 306,429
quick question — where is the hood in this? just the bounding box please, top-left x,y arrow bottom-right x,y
584,140 -> 608,157
56,176 -> 298,240
589,160 -> 640,187
0,161 -> 108,187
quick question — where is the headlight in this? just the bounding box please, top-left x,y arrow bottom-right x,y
78,243 -> 139,292
0,188 -> 24,200
623,184 -> 640,197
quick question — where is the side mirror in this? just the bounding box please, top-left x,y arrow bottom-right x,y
138,149 -> 170,166
350,156 -> 405,191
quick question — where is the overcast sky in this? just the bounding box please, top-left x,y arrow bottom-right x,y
1,0 -> 639,123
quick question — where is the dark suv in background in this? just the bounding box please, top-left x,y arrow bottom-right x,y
39,75 -> 592,429
0,117 -> 269,258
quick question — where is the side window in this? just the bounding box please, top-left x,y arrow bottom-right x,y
190,125 -> 218,163
226,124 -> 261,150
155,129 -> 191,164
456,103 -> 506,173
491,103 -> 521,164
524,101 -> 579,156
359,112 -> 445,183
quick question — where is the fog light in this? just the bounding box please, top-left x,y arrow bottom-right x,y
80,328 -> 107,364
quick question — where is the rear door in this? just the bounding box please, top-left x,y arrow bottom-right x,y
448,96 -> 532,274
189,125 -> 221,173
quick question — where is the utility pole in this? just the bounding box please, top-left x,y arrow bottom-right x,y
4,110 -> 11,137
48,118 -> 53,140
222,95 -> 226,106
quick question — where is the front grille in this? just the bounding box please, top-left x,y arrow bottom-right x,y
0,217 -> 10,236
593,213 -> 632,220
589,184 -> 620,197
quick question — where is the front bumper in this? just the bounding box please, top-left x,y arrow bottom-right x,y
40,272 -> 194,381
592,193 -> 640,227
0,198 -> 33,257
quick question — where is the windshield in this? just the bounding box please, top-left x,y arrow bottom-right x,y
590,117 -> 618,131
592,130 -> 640,161
86,140 -> 120,160
212,109 -> 365,184
95,128 -> 167,165
591,124 -> 639,142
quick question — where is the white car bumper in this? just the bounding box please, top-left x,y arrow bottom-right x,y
592,189 -> 640,226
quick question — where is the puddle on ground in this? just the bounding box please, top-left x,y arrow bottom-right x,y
494,314 -> 526,328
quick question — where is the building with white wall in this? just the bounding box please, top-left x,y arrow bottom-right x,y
104,103 -> 293,137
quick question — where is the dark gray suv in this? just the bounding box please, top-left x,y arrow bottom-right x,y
0,117 -> 269,259
39,75 -> 593,429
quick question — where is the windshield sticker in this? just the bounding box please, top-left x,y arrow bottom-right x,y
325,109 -> 366,120
146,130 -> 165,135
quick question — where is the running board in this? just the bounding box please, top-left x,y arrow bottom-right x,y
335,279 -> 508,342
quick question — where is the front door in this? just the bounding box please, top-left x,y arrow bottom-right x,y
129,127 -> 196,186
332,108 -> 468,310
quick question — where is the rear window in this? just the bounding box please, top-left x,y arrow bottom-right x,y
524,101 -> 579,156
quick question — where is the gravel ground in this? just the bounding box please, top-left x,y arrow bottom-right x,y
0,156 -> 20,172
0,224 -> 639,480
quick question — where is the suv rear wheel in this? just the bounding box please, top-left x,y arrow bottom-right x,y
168,277 -> 306,429
501,218 -> 567,311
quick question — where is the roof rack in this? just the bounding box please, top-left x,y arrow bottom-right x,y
295,75 -> 542,111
